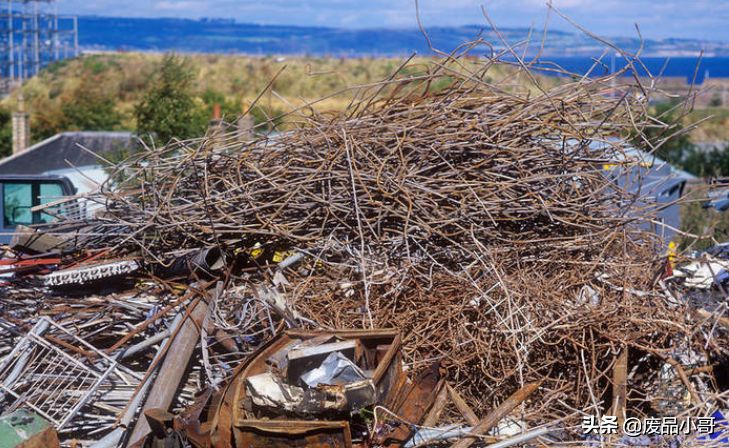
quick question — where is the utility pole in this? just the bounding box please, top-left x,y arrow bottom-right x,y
20,7 -> 25,82
53,2 -> 58,61
7,0 -> 14,81
0,1 -> 78,94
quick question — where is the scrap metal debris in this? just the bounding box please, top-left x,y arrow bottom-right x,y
42,260 -> 141,287
0,317 -> 142,431
1,33 -> 729,448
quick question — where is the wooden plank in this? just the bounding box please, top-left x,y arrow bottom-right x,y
450,382 -> 540,448
421,381 -> 449,427
611,348 -> 628,428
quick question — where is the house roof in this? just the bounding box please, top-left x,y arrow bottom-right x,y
618,147 -> 697,181
0,131 -> 137,176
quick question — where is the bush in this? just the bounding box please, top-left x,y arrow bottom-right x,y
83,55 -> 109,75
201,89 -> 241,119
135,54 -> 208,145
709,93 -> 722,107
681,146 -> 729,178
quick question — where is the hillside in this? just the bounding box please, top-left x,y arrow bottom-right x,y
0,52 -> 727,158
1,53 -> 399,143
0,52 -> 525,148
76,16 -> 729,58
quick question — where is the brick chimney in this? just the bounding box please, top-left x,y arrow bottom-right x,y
207,103 -> 225,144
12,94 -> 30,155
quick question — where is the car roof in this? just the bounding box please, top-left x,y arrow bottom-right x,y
0,174 -> 71,182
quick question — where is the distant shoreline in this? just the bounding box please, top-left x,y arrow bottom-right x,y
79,48 -> 729,82
74,15 -> 729,82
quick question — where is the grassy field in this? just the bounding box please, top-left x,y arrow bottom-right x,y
1,52 -> 728,145
0,52 -> 546,142
3,53 -> 405,136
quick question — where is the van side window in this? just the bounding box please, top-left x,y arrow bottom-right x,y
39,182 -> 65,223
3,183 -> 33,226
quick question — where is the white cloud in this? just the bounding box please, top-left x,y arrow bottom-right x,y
154,1 -> 206,11
523,0 -> 587,8
53,0 -> 729,41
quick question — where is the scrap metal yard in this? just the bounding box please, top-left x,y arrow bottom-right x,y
1,34 -> 729,448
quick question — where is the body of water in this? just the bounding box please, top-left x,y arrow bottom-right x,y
539,56 -> 729,83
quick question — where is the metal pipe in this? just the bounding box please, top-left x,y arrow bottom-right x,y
119,330 -> 171,360
278,251 -> 304,270
485,427 -> 554,448
90,312 -> 185,448
0,318 -> 50,401
405,425 -> 472,448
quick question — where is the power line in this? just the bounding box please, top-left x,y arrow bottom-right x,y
0,0 -> 78,94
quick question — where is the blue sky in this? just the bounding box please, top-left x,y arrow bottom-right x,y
55,0 -> 729,41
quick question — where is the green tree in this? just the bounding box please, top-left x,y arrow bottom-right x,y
0,107 -> 12,157
60,75 -> 122,131
200,89 -> 240,119
135,54 -> 207,145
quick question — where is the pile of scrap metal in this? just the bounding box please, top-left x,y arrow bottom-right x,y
0,255 -> 202,445
0,230 -> 276,447
0,262 -> 547,448
665,245 -> 729,331
2,36 -> 729,447
136,329 -> 546,448
179,329 -> 447,448
1,242 -> 284,446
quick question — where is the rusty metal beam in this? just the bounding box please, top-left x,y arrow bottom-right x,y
127,296 -> 210,446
